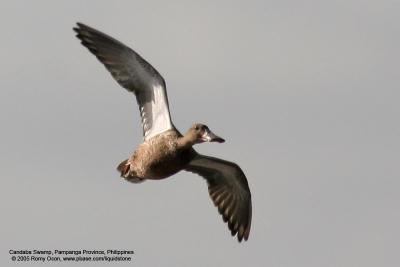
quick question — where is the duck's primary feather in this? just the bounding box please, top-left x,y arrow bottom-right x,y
185,154 -> 252,242
73,23 -> 173,139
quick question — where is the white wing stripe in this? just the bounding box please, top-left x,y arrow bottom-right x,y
144,84 -> 173,140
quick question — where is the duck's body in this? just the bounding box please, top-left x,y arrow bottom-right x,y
119,129 -> 195,181
74,23 -> 252,242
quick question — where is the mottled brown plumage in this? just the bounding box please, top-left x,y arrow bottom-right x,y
119,130 -> 195,181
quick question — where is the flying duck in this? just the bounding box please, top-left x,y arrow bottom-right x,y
73,23 -> 252,242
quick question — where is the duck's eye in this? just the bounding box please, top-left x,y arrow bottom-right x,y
194,126 -> 199,131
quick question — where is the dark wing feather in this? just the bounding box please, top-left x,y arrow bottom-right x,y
185,154 -> 252,242
73,23 -> 173,139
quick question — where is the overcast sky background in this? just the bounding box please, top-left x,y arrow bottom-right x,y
1,0 -> 399,266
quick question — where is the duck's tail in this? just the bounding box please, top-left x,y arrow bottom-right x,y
117,159 -> 145,183
117,159 -> 130,176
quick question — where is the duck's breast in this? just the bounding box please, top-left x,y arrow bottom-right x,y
132,131 -> 194,179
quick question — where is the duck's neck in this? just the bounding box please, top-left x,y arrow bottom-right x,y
177,134 -> 196,149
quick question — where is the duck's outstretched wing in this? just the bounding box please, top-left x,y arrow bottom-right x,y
184,154 -> 252,242
73,23 -> 173,140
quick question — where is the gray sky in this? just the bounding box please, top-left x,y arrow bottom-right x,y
1,0 -> 399,266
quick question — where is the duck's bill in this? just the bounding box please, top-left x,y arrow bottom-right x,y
202,130 -> 225,143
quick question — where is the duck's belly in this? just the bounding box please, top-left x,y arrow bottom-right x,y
130,131 -> 193,179
146,155 -> 186,179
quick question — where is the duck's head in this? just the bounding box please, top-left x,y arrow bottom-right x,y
187,123 -> 225,144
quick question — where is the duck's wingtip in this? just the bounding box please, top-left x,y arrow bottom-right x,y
74,22 -> 90,32
75,22 -> 85,27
